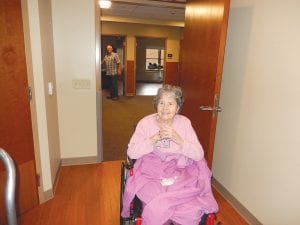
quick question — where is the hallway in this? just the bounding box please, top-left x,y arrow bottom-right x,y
102,82 -> 161,161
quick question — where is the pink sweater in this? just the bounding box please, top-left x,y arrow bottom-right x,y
127,113 -> 204,164
122,114 -> 218,225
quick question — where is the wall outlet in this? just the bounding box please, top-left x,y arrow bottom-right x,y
72,79 -> 91,89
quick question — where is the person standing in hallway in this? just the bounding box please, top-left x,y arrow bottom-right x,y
102,44 -> 121,100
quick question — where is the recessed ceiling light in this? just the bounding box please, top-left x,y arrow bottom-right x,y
99,0 -> 112,9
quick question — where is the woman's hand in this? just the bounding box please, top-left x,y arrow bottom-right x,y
149,132 -> 161,144
159,124 -> 184,145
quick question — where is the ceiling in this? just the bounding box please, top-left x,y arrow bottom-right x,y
100,0 -> 186,26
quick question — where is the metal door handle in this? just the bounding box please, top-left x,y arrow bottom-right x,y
199,105 -> 222,118
199,95 -> 222,117
200,106 -> 222,112
200,106 -> 213,111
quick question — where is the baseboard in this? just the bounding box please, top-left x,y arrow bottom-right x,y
43,189 -> 54,202
38,187 -> 53,203
38,157 -> 98,204
52,161 -> 62,194
61,156 -> 99,166
38,162 -> 61,204
212,177 -> 263,225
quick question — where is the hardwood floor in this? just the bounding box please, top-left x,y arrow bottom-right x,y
19,161 -> 248,225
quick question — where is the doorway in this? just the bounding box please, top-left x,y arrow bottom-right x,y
135,37 -> 165,96
101,35 -> 125,96
101,36 -> 166,161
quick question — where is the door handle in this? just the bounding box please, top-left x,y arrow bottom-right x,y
199,106 -> 213,111
199,105 -> 222,118
199,106 -> 222,112
199,95 -> 222,117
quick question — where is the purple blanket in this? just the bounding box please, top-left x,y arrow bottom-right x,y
121,153 -> 218,225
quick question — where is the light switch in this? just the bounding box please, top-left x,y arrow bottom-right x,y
72,79 -> 91,89
48,82 -> 54,95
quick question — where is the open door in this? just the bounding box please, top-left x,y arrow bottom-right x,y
180,0 -> 230,168
0,1 -> 39,224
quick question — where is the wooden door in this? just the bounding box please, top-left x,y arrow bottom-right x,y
0,0 -> 39,224
180,0 -> 230,168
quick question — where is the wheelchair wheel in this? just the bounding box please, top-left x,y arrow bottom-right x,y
120,162 -> 127,225
120,162 -> 142,225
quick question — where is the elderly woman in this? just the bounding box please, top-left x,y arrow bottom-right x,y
121,85 -> 218,225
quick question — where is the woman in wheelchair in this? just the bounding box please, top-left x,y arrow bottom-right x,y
121,85 -> 218,225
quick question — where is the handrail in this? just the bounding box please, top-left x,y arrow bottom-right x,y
0,148 -> 17,225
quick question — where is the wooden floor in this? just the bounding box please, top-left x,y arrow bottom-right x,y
19,161 -> 249,225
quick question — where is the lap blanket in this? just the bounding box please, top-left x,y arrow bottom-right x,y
121,153 -> 218,225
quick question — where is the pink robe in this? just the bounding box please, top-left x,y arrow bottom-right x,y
121,114 -> 218,225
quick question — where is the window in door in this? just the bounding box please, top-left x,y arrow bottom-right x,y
146,48 -> 164,70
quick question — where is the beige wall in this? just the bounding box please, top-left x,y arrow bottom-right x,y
38,0 -> 61,192
212,0 -> 300,224
22,0 -> 98,201
51,0 -> 98,160
166,39 -> 180,63
21,0 -> 61,202
101,21 -> 182,62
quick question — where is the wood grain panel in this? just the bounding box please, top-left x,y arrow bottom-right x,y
180,0 -> 230,168
0,171 -> 7,225
0,0 -> 39,222
0,0 -> 35,167
0,160 -> 38,225
164,62 -> 179,85
125,60 -> 135,96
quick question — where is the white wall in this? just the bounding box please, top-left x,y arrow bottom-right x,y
51,0 -> 98,159
212,0 -> 300,224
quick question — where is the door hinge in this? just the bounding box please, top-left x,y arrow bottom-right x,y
28,86 -> 32,101
36,173 -> 41,187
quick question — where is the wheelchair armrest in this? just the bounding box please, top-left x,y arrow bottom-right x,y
125,157 -> 136,169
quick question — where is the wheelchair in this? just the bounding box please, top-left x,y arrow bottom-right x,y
120,158 -> 221,225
